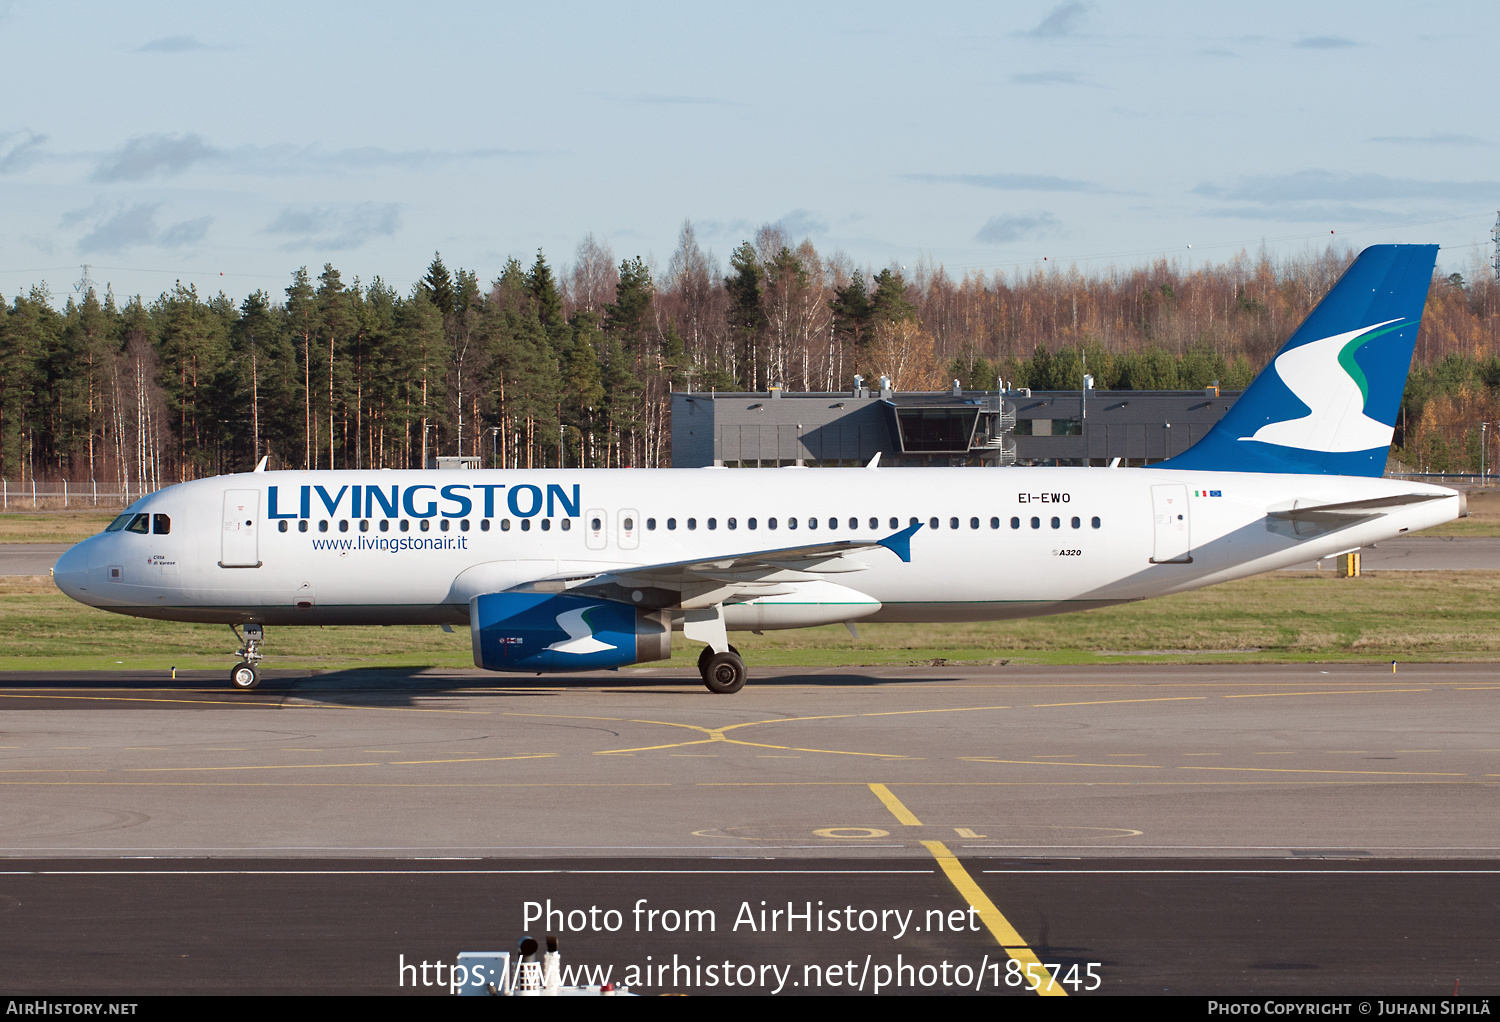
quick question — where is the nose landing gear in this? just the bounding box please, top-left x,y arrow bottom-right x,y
229,623 -> 265,690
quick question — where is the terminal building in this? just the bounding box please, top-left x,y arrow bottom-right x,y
670,377 -> 1240,468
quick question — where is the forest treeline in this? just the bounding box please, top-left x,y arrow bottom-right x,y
2,223 -> 1497,489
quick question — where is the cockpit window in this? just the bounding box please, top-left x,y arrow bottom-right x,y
124,513 -> 150,534
153,514 -> 171,535
105,514 -> 134,533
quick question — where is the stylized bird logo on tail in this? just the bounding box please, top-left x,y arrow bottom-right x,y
1242,318 -> 1408,453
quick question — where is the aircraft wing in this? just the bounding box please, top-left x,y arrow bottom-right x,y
513,522 -> 922,610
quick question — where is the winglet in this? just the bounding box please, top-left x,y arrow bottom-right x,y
253,455 -> 269,473
877,521 -> 922,563
866,452 -> 881,469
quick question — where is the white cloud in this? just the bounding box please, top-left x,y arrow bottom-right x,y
91,133 -> 218,182
136,36 -> 218,53
976,212 -> 1060,244
264,203 -> 400,251
1020,2 -> 1090,39
70,202 -> 213,254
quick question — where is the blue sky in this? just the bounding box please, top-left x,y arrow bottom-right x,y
2,1 -> 1496,305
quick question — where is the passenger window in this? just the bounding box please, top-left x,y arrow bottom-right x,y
830,518 -> 839,530
623,517 -> 634,531
990,517 -> 999,529
501,519 -> 511,531
319,520 -> 329,533
768,518 -> 778,530
298,520 -> 309,533
561,519 -> 571,531
807,517 -> 817,530
541,519 -> 551,531
340,520 -> 349,532
1011,517 -> 1020,529
885,518 -> 894,530
929,517 -> 939,530
687,518 -> 697,530
591,517 -> 603,531
667,518 -> 676,530
1092,516 -> 1101,529
728,517 -> 738,530
786,518 -> 795,530
419,519 -> 430,532
126,513 -> 150,534
439,519 -> 449,532
647,518 -> 657,530
359,519 -> 369,532
380,520 -> 390,532
707,518 -> 717,530
1031,517 -> 1040,529
153,514 -> 171,535
399,520 -> 410,532
950,517 -> 959,530
749,518 -> 758,530
480,519 -> 490,531
460,519 -> 470,531
278,520 -> 288,533
1051,517 -> 1061,529
1071,516 -> 1081,529
970,517 -> 980,530
910,517 -> 919,528
521,519 -> 531,532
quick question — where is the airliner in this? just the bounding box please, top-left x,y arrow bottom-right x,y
52,245 -> 1462,693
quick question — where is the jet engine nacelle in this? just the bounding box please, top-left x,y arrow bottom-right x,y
470,592 -> 671,672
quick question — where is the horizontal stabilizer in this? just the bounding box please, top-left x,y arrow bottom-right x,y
1268,491 -> 1455,522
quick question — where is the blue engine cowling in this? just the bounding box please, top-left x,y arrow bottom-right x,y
470,592 -> 672,672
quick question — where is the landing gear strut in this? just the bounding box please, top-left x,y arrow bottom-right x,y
698,644 -> 745,695
229,623 -> 265,690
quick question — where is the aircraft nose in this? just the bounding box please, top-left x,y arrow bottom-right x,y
52,542 -> 92,600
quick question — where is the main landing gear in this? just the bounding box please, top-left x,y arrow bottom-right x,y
697,643 -> 746,695
229,623 -> 265,690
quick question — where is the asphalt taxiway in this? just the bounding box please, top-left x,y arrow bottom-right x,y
3,663 -> 1497,995
2,662 -> 1497,858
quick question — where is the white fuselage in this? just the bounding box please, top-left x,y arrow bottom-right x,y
52,466 -> 1463,631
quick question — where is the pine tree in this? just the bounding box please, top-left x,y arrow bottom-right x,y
422,253 -> 455,317
527,250 -> 564,330
725,242 -> 766,389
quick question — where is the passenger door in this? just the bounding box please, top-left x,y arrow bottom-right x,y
220,490 -> 262,567
1149,484 -> 1191,563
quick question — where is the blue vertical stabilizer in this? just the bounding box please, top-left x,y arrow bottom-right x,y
1154,244 -> 1438,476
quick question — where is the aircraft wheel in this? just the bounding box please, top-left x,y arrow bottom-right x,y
697,644 -> 741,678
702,652 -> 746,695
229,662 -> 259,690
